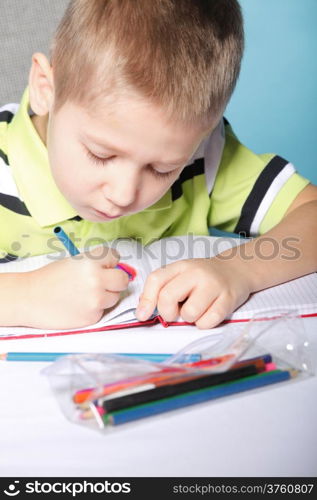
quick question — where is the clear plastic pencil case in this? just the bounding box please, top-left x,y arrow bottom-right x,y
42,310 -> 314,432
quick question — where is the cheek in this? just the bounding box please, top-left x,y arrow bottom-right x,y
138,174 -> 177,209
48,148 -> 75,195
47,131 -> 91,196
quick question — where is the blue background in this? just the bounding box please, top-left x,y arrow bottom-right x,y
225,0 -> 317,184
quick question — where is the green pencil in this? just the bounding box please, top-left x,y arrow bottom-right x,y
102,369 -> 297,426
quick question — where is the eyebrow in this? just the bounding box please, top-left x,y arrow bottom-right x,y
84,135 -> 188,166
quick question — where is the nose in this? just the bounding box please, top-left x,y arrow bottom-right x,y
102,162 -> 140,208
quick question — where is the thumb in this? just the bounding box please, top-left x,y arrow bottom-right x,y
84,245 -> 120,268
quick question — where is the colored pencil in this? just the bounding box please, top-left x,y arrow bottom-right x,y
80,360 -> 277,418
233,353 -> 272,366
73,353 -> 273,404
73,364 -> 192,404
100,362 -> 265,413
0,352 -> 200,363
54,226 -> 80,257
115,263 -> 137,281
54,226 -> 136,280
74,352 -> 243,405
103,369 -> 297,426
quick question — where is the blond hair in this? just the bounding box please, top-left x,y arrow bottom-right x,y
51,0 -> 244,123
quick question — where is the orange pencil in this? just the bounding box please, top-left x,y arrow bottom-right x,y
73,365 -> 188,404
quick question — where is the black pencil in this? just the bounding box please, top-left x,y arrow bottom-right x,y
101,363 -> 263,413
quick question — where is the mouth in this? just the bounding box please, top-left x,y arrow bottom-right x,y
92,208 -> 122,220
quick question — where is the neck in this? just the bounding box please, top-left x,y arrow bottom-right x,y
31,113 -> 48,145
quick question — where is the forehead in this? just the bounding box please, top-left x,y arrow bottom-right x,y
57,91 -> 215,163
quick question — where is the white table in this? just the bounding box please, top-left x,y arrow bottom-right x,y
0,318 -> 316,477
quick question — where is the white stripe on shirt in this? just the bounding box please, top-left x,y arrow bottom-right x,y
249,162 -> 296,236
0,157 -> 22,198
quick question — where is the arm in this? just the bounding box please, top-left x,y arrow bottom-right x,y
136,184 -> 317,329
0,272 -> 30,326
228,184 -> 317,292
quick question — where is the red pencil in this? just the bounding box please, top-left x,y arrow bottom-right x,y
116,263 -> 137,281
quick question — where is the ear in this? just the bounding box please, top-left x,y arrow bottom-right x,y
28,53 -> 54,116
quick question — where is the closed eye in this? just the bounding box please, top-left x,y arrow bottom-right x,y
147,165 -> 178,180
86,149 -> 115,166
87,148 -> 178,179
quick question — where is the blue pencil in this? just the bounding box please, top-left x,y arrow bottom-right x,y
103,369 -> 296,426
54,226 -> 80,256
54,226 -> 136,279
0,352 -> 200,363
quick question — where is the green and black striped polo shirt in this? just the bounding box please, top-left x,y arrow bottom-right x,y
0,88 -> 310,262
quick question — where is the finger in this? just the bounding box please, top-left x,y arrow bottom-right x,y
102,268 -> 130,292
85,246 -> 120,268
179,286 -> 217,324
155,273 -> 197,322
194,293 -> 233,329
103,290 -> 122,310
135,264 -> 182,321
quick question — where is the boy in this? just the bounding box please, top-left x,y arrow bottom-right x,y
0,0 -> 316,330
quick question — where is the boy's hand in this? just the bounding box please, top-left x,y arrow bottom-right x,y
135,257 -> 253,329
23,247 -> 129,329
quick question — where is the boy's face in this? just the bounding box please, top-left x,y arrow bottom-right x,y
42,92 -> 215,222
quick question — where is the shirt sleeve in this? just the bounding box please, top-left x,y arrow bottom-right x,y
208,124 -> 310,237
0,251 -> 19,264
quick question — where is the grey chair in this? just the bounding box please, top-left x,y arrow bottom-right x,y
0,0 -> 69,104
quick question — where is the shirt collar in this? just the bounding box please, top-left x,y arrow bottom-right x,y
7,88 -> 172,227
7,88 -> 77,227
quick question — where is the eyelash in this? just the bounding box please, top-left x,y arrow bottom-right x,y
86,150 -> 113,166
86,149 -> 176,179
148,167 -> 176,180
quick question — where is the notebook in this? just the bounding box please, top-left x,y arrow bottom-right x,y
0,234 -> 316,340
